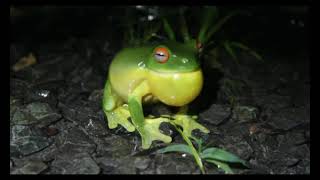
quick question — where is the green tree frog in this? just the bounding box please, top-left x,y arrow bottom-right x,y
102,40 -> 210,149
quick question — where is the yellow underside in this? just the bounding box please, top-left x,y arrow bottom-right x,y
109,68 -> 203,107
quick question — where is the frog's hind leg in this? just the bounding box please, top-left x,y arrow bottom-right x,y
102,80 -> 135,132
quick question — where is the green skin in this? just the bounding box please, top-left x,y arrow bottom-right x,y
103,41 -> 209,149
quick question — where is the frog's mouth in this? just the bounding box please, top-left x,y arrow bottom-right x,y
147,69 -> 203,107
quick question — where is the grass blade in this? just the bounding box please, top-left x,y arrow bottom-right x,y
230,41 -> 263,61
205,159 -> 234,174
201,147 -> 246,165
162,18 -> 176,41
157,144 -> 193,155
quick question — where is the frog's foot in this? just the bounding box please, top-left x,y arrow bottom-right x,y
138,117 -> 172,149
171,114 -> 210,138
105,105 -> 135,132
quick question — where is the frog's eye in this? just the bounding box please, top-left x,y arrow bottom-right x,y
154,47 -> 169,63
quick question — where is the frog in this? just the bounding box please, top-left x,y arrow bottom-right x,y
101,9 -> 223,149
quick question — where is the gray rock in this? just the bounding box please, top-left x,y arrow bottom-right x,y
268,107 -> 307,131
11,102 -> 61,127
25,102 -> 62,127
95,156 -> 119,174
50,152 -> 100,174
154,153 -> 197,174
10,159 -> 13,169
11,161 -> 48,174
134,156 -> 151,170
232,105 -> 259,123
88,89 -> 103,102
11,110 -> 38,126
10,125 -> 52,157
200,104 -> 231,125
55,127 -> 96,154
222,136 -> 254,161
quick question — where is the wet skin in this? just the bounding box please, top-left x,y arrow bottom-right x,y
103,41 -> 209,149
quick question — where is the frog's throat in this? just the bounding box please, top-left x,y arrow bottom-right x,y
147,69 -> 203,107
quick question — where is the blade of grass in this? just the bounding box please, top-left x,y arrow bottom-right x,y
205,10 -> 249,44
157,144 -> 193,155
230,41 -> 263,61
162,18 -> 176,41
198,6 -> 218,44
205,159 -> 234,174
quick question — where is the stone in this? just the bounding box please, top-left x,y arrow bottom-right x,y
11,110 -> 38,125
25,102 -> 62,127
232,105 -> 259,123
12,161 -> 48,174
50,152 -> 100,174
134,156 -> 151,170
10,125 -> 52,157
268,107 -> 307,131
199,104 -> 231,126
55,127 -> 96,154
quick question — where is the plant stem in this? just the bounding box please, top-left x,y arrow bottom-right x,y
171,123 -> 206,174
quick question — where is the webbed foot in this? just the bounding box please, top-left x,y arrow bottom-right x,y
171,114 -> 210,138
138,117 -> 172,149
105,105 -> 136,132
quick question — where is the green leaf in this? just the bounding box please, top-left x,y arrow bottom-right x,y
201,147 -> 246,165
173,125 -> 206,174
179,8 -> 190,43
230,41 -> 263,62
157,144 -> 193,155
205,10 -> 249,45
223,41 -> 239,64
198,6 -> 218,44
205,159 -> 234,174
162,18 -> 176,41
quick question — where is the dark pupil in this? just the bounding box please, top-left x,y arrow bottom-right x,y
156,52 -> 165,56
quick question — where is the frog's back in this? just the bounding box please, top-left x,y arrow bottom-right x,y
109,46 -> 152,101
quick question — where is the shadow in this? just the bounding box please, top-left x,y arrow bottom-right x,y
189,60 -> 224,114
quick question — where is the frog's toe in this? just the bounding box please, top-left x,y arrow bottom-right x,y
140,118 -> 172,149
172,114 -> 210,137
105,106 -> 136,132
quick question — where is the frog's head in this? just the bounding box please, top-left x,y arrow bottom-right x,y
146,41 -> 200,73
146,41 -> 203,107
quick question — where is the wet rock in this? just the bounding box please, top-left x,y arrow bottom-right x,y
100,134 -> 135,157
154,153 -> 198,174
11,161 -> 48,174
55,127 -> 96,154
222,136 -> 254,161
50,152 -> 100,174
10,159 -> 13,169
268,107 -> 307,130
95,156 -> 119,174
25,102 -> 62,127
11,109 -> 38,125
10,136 -> 52,157
88,89 -> 103,102
77,116 -> 109,138
10,125 -> 52,157
232,105 -> 259,123
134,156 -> 152,170
10,78 -> 29,99
10,96 -> 22,120
199,104 -> 231,126
11,102 -> 61,127
255,94 -> 291,111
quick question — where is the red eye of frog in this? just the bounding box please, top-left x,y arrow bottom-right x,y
154,47 -> 169,63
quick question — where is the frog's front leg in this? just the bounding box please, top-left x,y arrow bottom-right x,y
128,80 -> 172,149
103,80 -> 135,132
171,106 -> 210,138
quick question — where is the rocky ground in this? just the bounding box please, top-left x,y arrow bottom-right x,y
10,37 -> 309,174
10,7 -> 309,174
